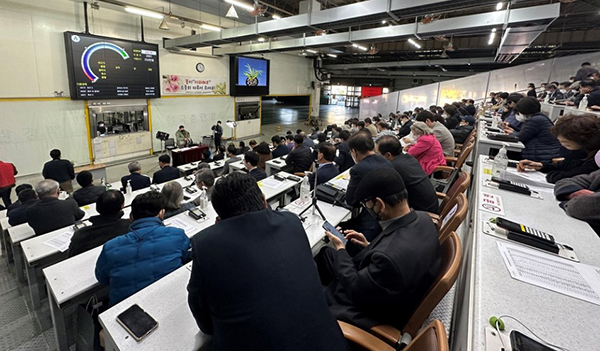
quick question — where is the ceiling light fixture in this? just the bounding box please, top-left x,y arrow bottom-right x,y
382,20 -> 387,24
258,37 -> 266,42
496,2 -> 503,11
272,14 -> 281,20
408,38 -> 422,49
327,53 -> 337,58
306,49 -> 318,54
201,24 -> 222,32
226,5 -> 239,18
224,0 -> 255,12
158,18 -> 170,30
125,7 -> 164,19
357,45 -> 368,51
488,29 -> 496,45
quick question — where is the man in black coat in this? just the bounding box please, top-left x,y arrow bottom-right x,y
7,189 -> 38,227
25,180 -> 85,235
270,135 -> 289,159
68,190 -> 130,257
317,168 -> 441,331
121,161 -> 151,191
152,155 -> 181,184
285,134 -> 314,173
334,130 -> 355,173
376,136 -> 439,214
187,173 -> 348,351
42,149 -> 75,193
309,142 -> 340,190
397,114 -> 413,138
243,152 -> 267,181
72,171 -> 106,206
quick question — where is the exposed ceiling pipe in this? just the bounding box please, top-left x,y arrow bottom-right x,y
258,1 -> 294,16
323,57 -> 496,70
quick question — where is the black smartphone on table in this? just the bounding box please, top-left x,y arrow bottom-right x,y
322,221 -> 347,244
510,330 -> 557,351
116,304 -> 158,342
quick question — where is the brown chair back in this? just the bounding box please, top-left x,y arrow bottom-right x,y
452,143 -> 473,170
402,231 -> 462,337
404,319 -> 449,351
338,321 -> 396,351
439,171 -> 471,214
437,193 -> 468,242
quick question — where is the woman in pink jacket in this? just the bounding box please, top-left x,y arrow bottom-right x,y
405,122 -> 447,175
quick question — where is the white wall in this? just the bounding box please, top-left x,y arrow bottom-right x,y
0,0 -> 312,175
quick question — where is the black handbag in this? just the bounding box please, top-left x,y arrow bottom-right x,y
315,184 -> 352,210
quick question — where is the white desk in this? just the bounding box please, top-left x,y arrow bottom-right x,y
452,156 -> 600,351
258,171 -> 302,207
99,200 -> 351,351
265,155 -> 288,176
177,158 -> 229,175
228,160 -> 245,174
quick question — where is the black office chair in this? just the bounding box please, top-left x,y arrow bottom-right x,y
165,138 -> 177,151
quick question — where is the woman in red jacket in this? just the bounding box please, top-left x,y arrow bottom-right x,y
405,122 -> 447,175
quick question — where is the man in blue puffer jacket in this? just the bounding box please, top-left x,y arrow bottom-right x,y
506,97 -> 561,162
95,191 -> 191,306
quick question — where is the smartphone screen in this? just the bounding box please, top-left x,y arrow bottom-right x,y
116,304 -> 158,341
510,331 -> 556,351
322,221 -> 348,244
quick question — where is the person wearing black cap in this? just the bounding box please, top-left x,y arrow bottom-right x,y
450,115 -> 476,145
176,125 -> 191,147
317,168 -> 441,331
505,97 -> 561,162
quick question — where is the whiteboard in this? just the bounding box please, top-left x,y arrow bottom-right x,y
0,99 -> 89,176
438,72 -> 489,106
150,97 -> 235,151
92,131 -> 152,161
488,59 -> 553,96
397,83 -> 440,113
359,91 -> 400,119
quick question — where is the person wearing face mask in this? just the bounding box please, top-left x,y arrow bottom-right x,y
316,168 -> 442,331
404,122 -> 447,176
553,151 -> 600,236
527,83 -> 537,97
517,114 -> 600,183
397,114 -> 413,138
559,82 -> 576,100
570,79 -> 600,109
492,92 -> 510,112
545,84 -> 564,102
504,97 -> 561,162
501,94 -> 524,132
442,104 -> 462,130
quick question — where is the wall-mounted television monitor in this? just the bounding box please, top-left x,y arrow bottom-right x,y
64,31 -> 160,100
229,56 -> 270,96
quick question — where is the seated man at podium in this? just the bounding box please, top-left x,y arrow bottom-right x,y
176,125 -> 192,147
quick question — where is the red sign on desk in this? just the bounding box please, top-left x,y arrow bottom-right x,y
479,192 -> 505,215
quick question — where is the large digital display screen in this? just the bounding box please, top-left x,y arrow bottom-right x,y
64,32 -> 160,100
237,57 -> 268,87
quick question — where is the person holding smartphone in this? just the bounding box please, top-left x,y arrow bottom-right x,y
316,168 -> 441,331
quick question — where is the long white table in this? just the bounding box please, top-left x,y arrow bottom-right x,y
265,154 -> 288,176
177,158 -> 229,175
452,156 -> 600,351
99,199 -> 351,351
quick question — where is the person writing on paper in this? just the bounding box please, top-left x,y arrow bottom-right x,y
517,114 -> 600,183
175,125 -> 191,147
68,190 -> 130,257
316,168 -> 441,331
95,191 -> 191,306
187,173 -> 348,351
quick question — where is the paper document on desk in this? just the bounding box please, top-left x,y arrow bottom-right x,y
44,230 -> 75,252
497,241 -> 600,306
328,174 -> 350,190
505,168 -> 554,189
260,178 -> 285,189
165,217 -> 197,235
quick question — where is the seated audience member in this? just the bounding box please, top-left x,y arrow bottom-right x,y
397,114 -> 413,138
309,143 -> 340,190
8,189 -> 38,226
415,110 -> 455,156
442,105 -> 462,130
25,180 -> 85,235
213,146 -> 226,161
187,173 -> 347,351
450,115 -> 476,144
492,92 -> 509,112
518,114 -> 600,183
334,130 -> 355,173
554,154 -> 600,235
309,127 -> 320,139
253,141 -> 272,171
95,191 -> 191,306
559,81 -> 576,100
121,161 -> 151,191
72,171 -> 106,206
376,136 -> 439,213
244,152 -> 267,181
285,134 -> 314,173
375,122 -> 396,140
68,190 -> 130,257
506,97 -> 562,162
301,131 -> 315,147
237,141 -> 250,155
7,184 -> 33,212
271,135 -> 289,158
527,83 -> 537,97
194,169 -> 215,199
285,135 -> 295,151
249,139 -> 258,150
317,168 -> 441,330
357,121 -> 366,132
465,99 -> 476,115
574,62 -> 597,82
364,117 -> 378,137
571,79 -> 600,109
501,94 -> 524,132
545,84 -> 564,102
161,181 -> 196,219
405,122 -> 447,176
152,155 -> 181,184
42,149 -> 75,193
220,144 -> 241,176
201,148 -> 213,163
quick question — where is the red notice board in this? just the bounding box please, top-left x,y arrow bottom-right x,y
361,86 -> 383,98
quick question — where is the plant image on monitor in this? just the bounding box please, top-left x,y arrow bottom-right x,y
237,57 -> 268,87
243,63 -> 263,86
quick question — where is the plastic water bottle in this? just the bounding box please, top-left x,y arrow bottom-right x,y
199,187 -> 208,210
492,143 -> 509,179
300,176 -> 311,203
579,94 -> 589,111
126,180 -> 132,195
